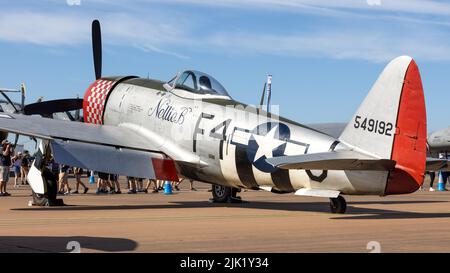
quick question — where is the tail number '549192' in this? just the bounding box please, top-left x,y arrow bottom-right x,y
354,115 -> 393,136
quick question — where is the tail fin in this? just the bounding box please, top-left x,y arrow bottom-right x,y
339,56 -> 427,194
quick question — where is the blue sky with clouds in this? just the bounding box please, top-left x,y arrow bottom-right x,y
0,0 -> 449,132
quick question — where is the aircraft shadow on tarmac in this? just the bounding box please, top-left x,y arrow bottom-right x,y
0,236 -> 138,253
11,200 -> 450,220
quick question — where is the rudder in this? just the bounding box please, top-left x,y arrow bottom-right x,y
339,56 -> 427,194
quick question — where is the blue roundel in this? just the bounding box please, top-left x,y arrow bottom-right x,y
246,122 -> 291,173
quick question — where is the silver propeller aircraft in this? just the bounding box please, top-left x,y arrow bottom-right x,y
427,127 -> 450,171
0,21 -> 429,213
428,127 -> 450,154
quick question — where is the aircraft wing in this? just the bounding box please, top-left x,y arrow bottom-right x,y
0,113 -> 202,180
266,150 -> 396,171
426,158 -> 450,172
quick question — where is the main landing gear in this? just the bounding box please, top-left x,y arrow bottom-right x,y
329,195 -> 347,214
31,168 -> 64,207
211,184 -> 243,203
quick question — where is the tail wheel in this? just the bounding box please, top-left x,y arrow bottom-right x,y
212,184 -> 231,203
330,195 -> 347,214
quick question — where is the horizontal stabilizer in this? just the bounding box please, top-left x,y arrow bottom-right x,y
426,158 -> 450,172
266,151 -> 396,171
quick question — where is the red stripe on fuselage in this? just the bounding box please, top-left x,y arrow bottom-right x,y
385,60 -> 427,195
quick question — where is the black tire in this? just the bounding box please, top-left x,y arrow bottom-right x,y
212,184 -> 231,203
330,195 -> 347,214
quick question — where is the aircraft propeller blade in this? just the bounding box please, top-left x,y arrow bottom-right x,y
75,94 -> 81,121
20,83 -> 26,113
92,19 -> 102,80
23,98 -> 83,117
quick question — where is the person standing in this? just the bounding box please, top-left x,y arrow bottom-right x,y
97,172 -> 110,194
72,167 -> 88,194
428,172 -> 436,192
0,140 -> 13,196
20,150 -> 30,185
109,174 -> 121,194
136,178 -> 144,193
11,152 -> 22,188
58,164 -> 71,195
127,176 -> 137,194
144,179 -> 158,193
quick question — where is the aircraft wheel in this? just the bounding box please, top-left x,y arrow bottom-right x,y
212,184 -> 231,203
330,195 -> 347,214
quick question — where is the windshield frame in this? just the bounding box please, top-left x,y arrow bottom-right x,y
170,70 -> 230,97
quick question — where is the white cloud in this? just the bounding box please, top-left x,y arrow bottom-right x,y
205,28 -> 450,63
0,10 -> 189,58
122,0 -> 450,16
0,11 -> 90,45
66,0 -> 81,6
164,0 -> 450,15
1,1 -> 450,63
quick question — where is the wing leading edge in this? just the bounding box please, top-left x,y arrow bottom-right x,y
0,113 -> 202,165
0,113 -> 205,180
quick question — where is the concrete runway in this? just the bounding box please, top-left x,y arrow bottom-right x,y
1,177 -> 450,253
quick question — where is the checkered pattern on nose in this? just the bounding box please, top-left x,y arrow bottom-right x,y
83,80 -> 116,124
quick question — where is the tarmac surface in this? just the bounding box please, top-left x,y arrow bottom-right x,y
1,176 -> 450,253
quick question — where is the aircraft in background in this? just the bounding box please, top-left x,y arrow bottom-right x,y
428,127 -> 450,154
0,20 -> 429,213
0,84 -> 81,151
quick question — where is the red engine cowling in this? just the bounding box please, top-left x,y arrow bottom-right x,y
83,79 -> 117,124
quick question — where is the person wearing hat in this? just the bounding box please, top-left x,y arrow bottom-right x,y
0,140 -> 14,196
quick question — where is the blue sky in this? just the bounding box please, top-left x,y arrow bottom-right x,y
0,0 -> 449,133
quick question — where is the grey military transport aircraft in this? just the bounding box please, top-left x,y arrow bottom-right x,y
0,20 -> 430,213
428,127 -> 450,154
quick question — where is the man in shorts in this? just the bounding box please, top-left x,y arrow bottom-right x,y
20,150 -> 31,185
97,172 -> 110,194
11,152 -> 22,188
0,140 -> 13,196
72,167 -> 88,194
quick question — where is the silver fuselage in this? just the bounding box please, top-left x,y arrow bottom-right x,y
100,81 -> 388,195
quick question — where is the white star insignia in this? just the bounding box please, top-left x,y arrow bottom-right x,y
251,125 -> 286,163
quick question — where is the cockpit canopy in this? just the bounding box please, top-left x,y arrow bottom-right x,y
170,70 -> 230,97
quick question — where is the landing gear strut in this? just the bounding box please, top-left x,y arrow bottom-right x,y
329,195 -> 347,214
211,184 -> 242,203
31,168 -> 64,206
28,140 -> 64,206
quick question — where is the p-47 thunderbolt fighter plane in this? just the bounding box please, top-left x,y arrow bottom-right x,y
0,21 -> 427,213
